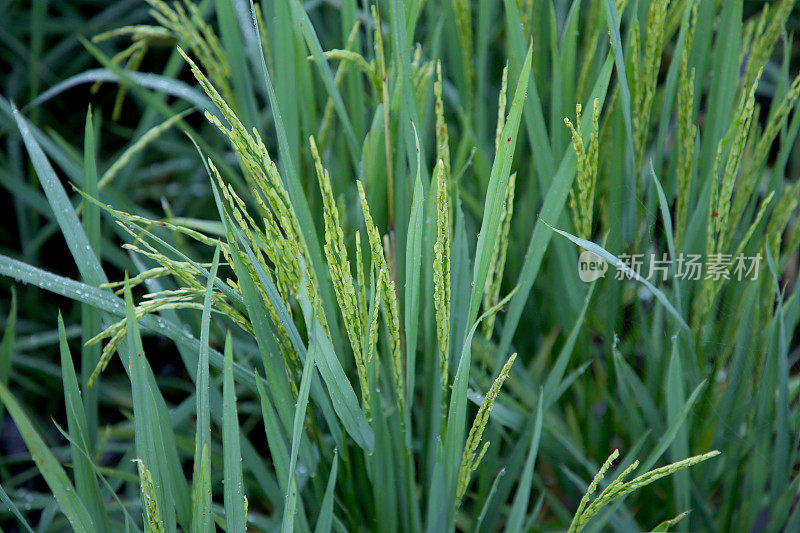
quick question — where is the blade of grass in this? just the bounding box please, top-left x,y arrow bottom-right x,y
466,40 -> 531,328
503,0 -> 555,183
11,102 -> 106,286
389,0 -> 429,256
124,276 -> 178,533
0,382 -> 93,532
474,467 -> 505,533
192,245 -> 221,533
0,482 -> 35,533
766,244 -> 791,506
0,289 -> 16,426
81,106 -> 101,450
698,0 -> 742,179
314,450 -> 338,533
425,439 -> 447,533
58,312 -> 109,531
640,380 -> 708,473
541,221 -> 690,331
497,55 -> 613,360
445,288 -> 518,529
505,393 -> 544,533
245,0 -> 344,352
216,0 -> 258,128
272,0 -> 301,173
602,0 -> 637,239
649,164 -> 683,309
25,69 -> 214,114
301,293 -> 375,452
541,279 -> 597,408
283,319 -> 317,533
287,0 -> 359,167
222,331 -> 247,531
253,370 -> 314,533
254,369 -> 291,486
0,97 -> 82,183
405,140 -> 424,423
665,340 -> 690,514
0,253 -> 262,389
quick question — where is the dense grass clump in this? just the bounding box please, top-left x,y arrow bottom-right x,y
1,0 -> 800,531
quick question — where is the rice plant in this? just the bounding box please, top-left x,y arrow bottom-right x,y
1,0 -> 799,531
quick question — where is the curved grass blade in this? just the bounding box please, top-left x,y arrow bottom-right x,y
11,102 -> 106,286
0,254 -> 259,387
0,482 -> 35,533
26,69 -> 213,115
649,163 -> 678,270
652,511 -> 690,532
58,313 -> 109,532
0,382 -> 94,532
304,302 -> 375,452
540,220 -> 690,331
648,163 -> 686,310
0,97 -> 82,183
474,468 -> 506,533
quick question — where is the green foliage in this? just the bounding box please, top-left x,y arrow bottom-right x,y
1,0 -> 800,531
